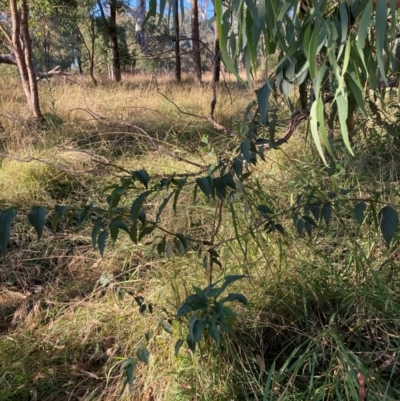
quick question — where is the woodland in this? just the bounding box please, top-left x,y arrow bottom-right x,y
1,0 -> 400,400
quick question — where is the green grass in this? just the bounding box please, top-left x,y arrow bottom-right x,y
1,73 -> 400,400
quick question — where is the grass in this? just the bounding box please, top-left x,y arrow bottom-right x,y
1,72 -> 400,400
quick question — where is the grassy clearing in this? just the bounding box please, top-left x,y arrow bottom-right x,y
1,73 -> 400,400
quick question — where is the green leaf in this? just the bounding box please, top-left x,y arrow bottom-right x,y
376,0 -> 388,84
335,91 -> 354,156
156,192 -> 174,222
173,188 -> 181,213
55,205 -> 68,218
310,100 -> 328,165
208,275 -> 248,298
130,193 -> 148,224
110,219 -> 130,234
28,206 -> 47,240
304,221 -> 312,237
256,78 -> 275,125
110,226 -> 119,245
296,219 -> 304,236
357,1 -> 372,50
139,225 -> 155,241
257,205 -> 274,216
175,233 -> 187,251
186,333 -> 196,353
135,169 -> 150,188
379,205 -> 398,246
322,203 -> 332,225
214,177 -> 227,199
209,322 -> 220,345
354,202 -> 367,224
145,329 -> 154,341
220,293 -> 248,305
303,215 -> 317,227
92,217 -> 104,249
139,304 -> 147,315
310,204 -> 321,221
162,322 -> 173,335
129,223 -> 138,244
193,318 -> 208,343
196,176 -> 213,199
136,347 -> 150,365
120,358 -> 136,395
98,230 -> 108,257
0,209 -> 16,257
174,339 -> 184,356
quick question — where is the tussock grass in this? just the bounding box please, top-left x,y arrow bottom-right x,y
1,72 -> 400,401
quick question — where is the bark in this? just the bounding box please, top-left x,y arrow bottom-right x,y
97,0 -> 121,82
9,0 -> 43,120
75,18 -> 97,85
135,0 -> 147,53
190,0 -> 202,83
212,15 -> 221,86
174,0 -> 181,82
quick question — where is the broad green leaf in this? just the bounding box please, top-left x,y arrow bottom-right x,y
220,293 -> 248,305
110,219 -> 130,234
135,169 -> 150,188
139,225 -> 155,241
0,209 -> 16,257
120,358 -> 136,395
296,219 -> 304,236
196,176 -> 213,199
310,100 -> 328,165
357,1 -> 372,49
337,3 -> 348,60
186,333 -> 196,353
139,303 -> 147,315
137,347 -> 150,365
92,217 -> 104,249
110,226 -> 119,245
156,192 -> 174,222
162,322 -> 173,334
354,202 -> 367,224
55,205 -> 68,218
174,339 -> 184,356
130,192 -> 148,224
322,203 -> 332,225
379,205 -> 398,246
335,90 -> 354,155
256,78 -> 275,125
193,318 -> 208,343
376,0 -> 388,84
209,321 -> 220,345
28,206 -> 47,240
98,230 -> 108,257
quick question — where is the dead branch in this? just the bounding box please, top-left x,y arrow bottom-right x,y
0,53 -> 17,66
151,75 -> 230,134
36,66 -> 71,81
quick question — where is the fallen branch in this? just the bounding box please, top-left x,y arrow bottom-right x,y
0,53 -> 17,66
151,75 -> 230,134
36,66 -> 71,81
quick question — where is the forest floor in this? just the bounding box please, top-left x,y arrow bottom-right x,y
1,72 -> 400,401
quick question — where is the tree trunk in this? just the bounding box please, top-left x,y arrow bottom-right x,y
9,0 -> 43,120
174,0 -> 181,82
135,0 -> 147,53
212,14 -> 220,86
97,0 -> 121,83
191,0 -> 202,83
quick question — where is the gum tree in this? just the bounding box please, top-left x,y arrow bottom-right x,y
0,0 -> 43,119
214,0 -> 400,161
